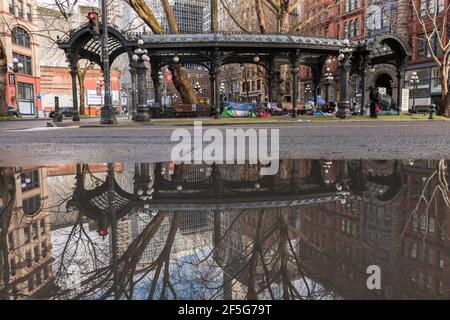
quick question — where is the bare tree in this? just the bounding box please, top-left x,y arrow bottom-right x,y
411,0 -> 450,116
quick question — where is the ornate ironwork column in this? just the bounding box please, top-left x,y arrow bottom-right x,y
268,57 -> 275,103
100,0 -> 117,124
337,40 -> 353,119
358,49 -> 370,116
135,59 -> 150,121
291,50 -> 300,118
396,62 -> 405,115
132,40 -> 151,121
211,51 -> 221,119
128,54 -> 138,116
69,64 -> 80,121
151,61 -> 161,106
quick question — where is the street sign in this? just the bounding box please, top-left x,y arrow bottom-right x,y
401,89 -> 410,112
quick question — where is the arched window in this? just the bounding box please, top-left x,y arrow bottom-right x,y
12,27 -> 30,48
23,195 -> 41,216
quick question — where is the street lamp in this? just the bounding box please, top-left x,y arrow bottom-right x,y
257,90 -> 262,107
8,58 -> 24,115
220,82 -> 226,112
409,71 -> 420,112
194,81 -> 202,98
324,60 -> 334,106
337,39 -> 354,119
132,39 -> 151,121
96,77 -> 104,115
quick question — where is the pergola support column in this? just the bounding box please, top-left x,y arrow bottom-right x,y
69,65 -> 80,121
129,60 -> 138,116
134,60 -> 151,121
337,58 -> 352,119
396,62 -> 405,115
268,57 -> 275,103
291,51 -> 300,118
211,52 -> 221,119
151,61 -> 161,107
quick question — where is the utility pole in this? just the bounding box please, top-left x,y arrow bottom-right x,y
100,0 -> 117,124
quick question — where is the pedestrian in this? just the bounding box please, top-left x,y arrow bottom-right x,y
369,86 -> 380,119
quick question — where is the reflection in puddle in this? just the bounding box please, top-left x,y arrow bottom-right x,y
0,160 -> 449,300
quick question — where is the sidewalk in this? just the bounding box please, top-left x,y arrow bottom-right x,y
47,114 -> 448,128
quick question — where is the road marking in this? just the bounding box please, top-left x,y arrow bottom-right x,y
10,126 -> 80,132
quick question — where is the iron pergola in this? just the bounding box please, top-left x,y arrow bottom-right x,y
58,25 -> 411,121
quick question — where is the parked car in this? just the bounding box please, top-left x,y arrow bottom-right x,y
49,107 -> 77,119
7,106 -> 21,118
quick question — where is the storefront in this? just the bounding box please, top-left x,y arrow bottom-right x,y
405,64 -> 443,109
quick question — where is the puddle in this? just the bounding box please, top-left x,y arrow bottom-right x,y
0,160 -> 449,300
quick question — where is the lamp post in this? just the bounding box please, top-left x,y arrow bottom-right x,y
132,39 -> 151,121
305,84 -> 312,103
409,72 -> 420,112
194,81 -> 202,98
96,77 -> 104,113
337,39 -> 354,119
240,64 -> 250,102
257,90 -> 262,107
100,0 -> 117,124
8,58 -> 23,116
324,60 -> 334,106
220,82 -> 225,113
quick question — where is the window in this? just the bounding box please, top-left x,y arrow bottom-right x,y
34,245 -> 40,262
12,53 -> 32,76
12,27 -> 30,48
40,220 -> 45,235
8,232 -> 14,250
21,170 -> 39,191
26,4 -> 32,22
10,258 -> 17,276
24,226 -> 30,243
411,241 -> 418,258
42,241 -> 47,257
26,250 -> 32,267
28,278 -> 34,292
9,0 -> 15,14
17,0 -> 24,18
44,266 -> 50,280
36,272 -> 42,286
22,195 -> 41,215
32,223 -> 38,239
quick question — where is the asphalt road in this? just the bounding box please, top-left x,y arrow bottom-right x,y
1,119 -> 450,165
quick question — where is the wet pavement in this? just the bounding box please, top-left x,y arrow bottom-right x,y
0,159 -> 449,300
2,121 -> 450,165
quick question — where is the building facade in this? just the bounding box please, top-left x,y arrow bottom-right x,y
1,0 -> 41,116
0,166 -> 53,299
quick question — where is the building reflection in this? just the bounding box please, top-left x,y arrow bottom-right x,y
1,160 -> 449,300
0,166 -> 53,299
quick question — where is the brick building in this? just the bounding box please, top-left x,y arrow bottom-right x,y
299,0 -> 410,109
1,0 -> 42,116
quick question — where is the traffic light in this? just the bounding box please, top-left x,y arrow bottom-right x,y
87,11 -> 100,38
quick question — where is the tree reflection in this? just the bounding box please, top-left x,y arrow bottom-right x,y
1,160 -> 449,300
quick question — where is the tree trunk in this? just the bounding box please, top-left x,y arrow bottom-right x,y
76,65 -> 87,116
255,0 -> 267,34
211,0 -> 218,32
160,0 -> 197,104
279,0 -> 290,33
161,0 -> 179,33
125,0 -> 164,34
